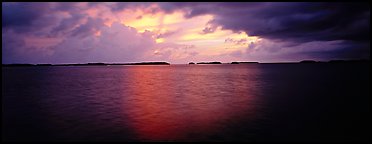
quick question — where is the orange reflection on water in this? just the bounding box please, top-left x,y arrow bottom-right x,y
122,65 -> 261,141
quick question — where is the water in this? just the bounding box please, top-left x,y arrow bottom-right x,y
2,64 -> 370,142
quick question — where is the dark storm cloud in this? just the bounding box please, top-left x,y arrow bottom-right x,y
153,2 -> 370,59
2,2 -> 97,36
2,2 -> 54,32
156,2 -> 370,43
7,2 -> 366,44
304,41 -> 370,60
2,3 -> 45,27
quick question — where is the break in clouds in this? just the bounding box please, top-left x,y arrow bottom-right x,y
2,2 -> 370,64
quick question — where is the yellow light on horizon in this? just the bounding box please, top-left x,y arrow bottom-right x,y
123,10 -> 164,32
112,8 -> 262,60
156,38 -> 165,43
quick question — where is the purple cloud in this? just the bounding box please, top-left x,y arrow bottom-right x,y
2,3 -> 157,64
2,2 -> 370,64
48,22 -> 156,64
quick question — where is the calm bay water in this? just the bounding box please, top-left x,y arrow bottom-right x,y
2,64 -> 370,142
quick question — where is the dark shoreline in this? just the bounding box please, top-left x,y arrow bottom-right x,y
2,62 -> 171,67
2,59 -> 369,67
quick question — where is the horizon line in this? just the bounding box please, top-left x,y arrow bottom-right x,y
2,59 -> 370,66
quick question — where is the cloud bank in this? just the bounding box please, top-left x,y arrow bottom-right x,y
2,2 -> 370,64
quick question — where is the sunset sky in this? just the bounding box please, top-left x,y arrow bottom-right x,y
2,2 -> 370,64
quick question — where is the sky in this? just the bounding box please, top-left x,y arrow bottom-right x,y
2,2 -> 370,64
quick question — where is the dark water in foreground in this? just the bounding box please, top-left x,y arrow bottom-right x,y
2,63 -> 370,142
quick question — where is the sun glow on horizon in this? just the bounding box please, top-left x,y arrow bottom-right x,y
116,7 -> 261,60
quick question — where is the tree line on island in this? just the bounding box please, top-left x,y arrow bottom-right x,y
2,59 -> 369,67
